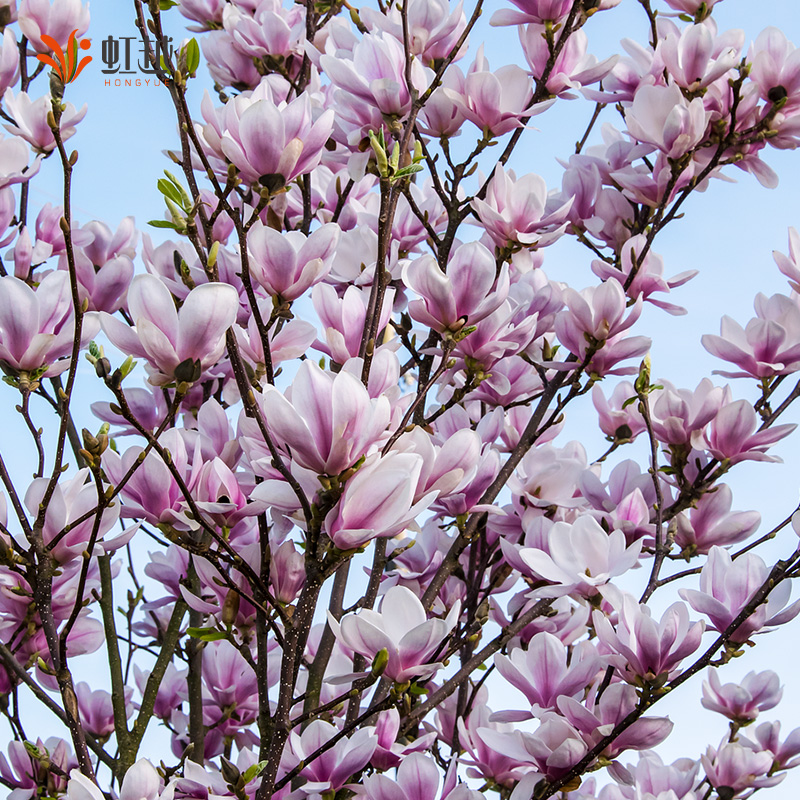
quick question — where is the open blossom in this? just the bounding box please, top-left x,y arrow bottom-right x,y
554,278 -> 643,358
445,48 -> 534,136
324,452 -> 437,549
321,30 -> 429,118
247,220 -> 339,300
24,468 -> 131,563
286,721 -> 377,796
260,359 -> 391,475
702,669 -> 783,723
68,759 -> 164,800
625,82 -> 709,159
520,515 -> 643,598
520,24 -> 617,97
403,242 -> 509,333
356,752 -> 483,800
681,546 -> 800,642
749,28 -> 800,111
329,585 -> 459,683
222,0 -> 305,60
494,632 -> 603,717
473,165 -> 571,249
702,294 -> 800,378
695,398 -> 795,464
360,0 -> 468,64
701,741 -> 779,794
100,274 -> 238,385
658,20 -> 742,91
649,378 -> 728,446
592,382 -> 647,442
0,271 -> 98,378
18,0 -> 90,52
558,683 -> 673,758
674,484 -> 761,555
219,91 -> 334,186
478,714 -> 588,781
3,90 -> 86,153
593,590 -> 704,683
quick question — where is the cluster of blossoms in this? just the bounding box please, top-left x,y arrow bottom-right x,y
0,1 -> 800,800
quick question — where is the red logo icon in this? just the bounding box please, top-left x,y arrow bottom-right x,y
37,29 -> 92,84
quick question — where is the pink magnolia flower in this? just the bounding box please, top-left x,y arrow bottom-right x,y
260,359 -> 391,475
403,241 -> 509,333
370,708 -> 436,771
473,165 -> 571,249
286,721 -> 377,796
269,539 -> 305,604
749,28 -> 800,111
520,24 -> 617,97
320,30 -> 429,118
658,20 -> 742,91
325,452 -> 437,549
592,382 -> 647,442
445,48 -> 534,136
558,683 -> 673,758
18,0 -> 89,53
701,741 -> 779,794
696,398 -> 795,464
247,220 -> 339,300
222,0 -> 305,61
625,82 -> 709,159
0,271 -> 98,378
24,468 -> 132,563
0,30 -> 19,96
478,714 -> 589,781
75,682 -> 133,739
649,378 -> 728,446
219,91 -> 334,187
554,278 -> 643,358
702,669 -> 782,723
394,427 -> 482,503
680,546 -> 800,642
3,90 -> 86,153
674,484 -> 761,555
593,591 -> 704,684
774,227 -> 800,293
591,234 -> 697,315
743,721 -> 800,771
702,294 -> 800,379
68,759 -> 165,800
329,585 -> 459,682
494,632 -> 603,717
490,0 -> 573,27
313,283 -> 395,364
178,0 -> 226,29
360,0 -> 468,64
663,0 -> 721,13
520,515 -> 643,598
100,274 -> 239,385
356,752 -> 483,800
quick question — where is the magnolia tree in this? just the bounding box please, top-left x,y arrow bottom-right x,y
3,0 -> 800,798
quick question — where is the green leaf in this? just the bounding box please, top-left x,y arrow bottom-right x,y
184,38 -> 200,76
393,164 -> 424,179
157,177 -> 184,207
187,626 -> 228,641
242,762 -> 268,783
147,219 -> 179,229
160,0 -> 178,8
